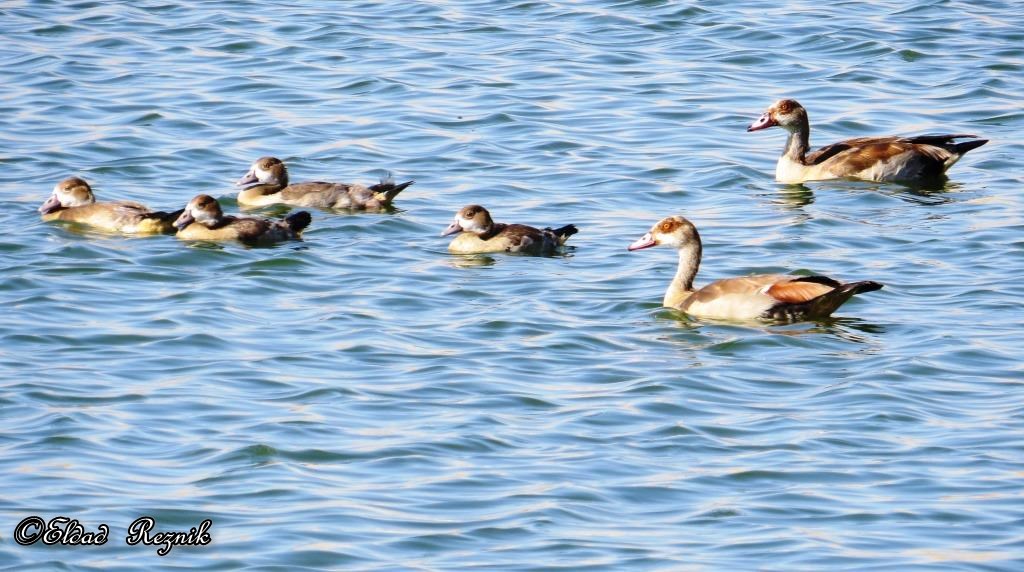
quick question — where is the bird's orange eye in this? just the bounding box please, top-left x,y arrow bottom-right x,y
660,222 -> 673,232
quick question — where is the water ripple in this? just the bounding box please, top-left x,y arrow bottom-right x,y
1,0 -> 1023,569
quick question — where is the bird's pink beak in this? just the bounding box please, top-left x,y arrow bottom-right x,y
747,112 -> 777,132
38,194 -> 62,214
173,210 -> 195,230
628,232 -> 657,251
441,220 -> 462,237
236,170 -> 258,187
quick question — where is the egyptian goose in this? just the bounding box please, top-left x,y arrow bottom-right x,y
747,99 -> 987,184
236,156 -> 413,210
628,215 -> 882,321
38,177 -> 182,234
174,194 -> 311,244
441,205 -> 578,255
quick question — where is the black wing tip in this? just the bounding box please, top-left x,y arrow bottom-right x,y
906,133 -> 988,145
848,280 -> 883,294
147,208 -> 185,222
912,133 -> 981,140
793,275 -> 843,288
956,138 -> 988,154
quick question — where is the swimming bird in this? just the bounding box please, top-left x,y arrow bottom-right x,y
628,215 -> 882,321
38,177 -> 182,234
747,99 -> 987,184
441,205 -> 577,255
174,194 -> 311,244
235,156 -> 413,210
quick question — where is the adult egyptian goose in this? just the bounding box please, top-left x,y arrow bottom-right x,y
747,99 -> 987,184
628,215 -> 882,321
38,177 -> 182,234
174,194 -> 311,244
441,205 -> 578,255
236,156 -> 413,210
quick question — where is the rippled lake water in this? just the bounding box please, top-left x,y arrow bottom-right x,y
2,1 -> 1023,569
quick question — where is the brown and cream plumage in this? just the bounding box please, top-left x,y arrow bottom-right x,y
236,156 -> 413,210
747,99 -> 987,184
628,215 -> 881,321
174,194 -> 311,245
441,205 -> 578,255
39,177 -> 181,234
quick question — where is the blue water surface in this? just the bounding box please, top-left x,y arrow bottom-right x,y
1,1 -> 1022,570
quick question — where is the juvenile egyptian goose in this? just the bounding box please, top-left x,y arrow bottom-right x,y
38,177 -> 182,234
747,99 -> 987,184
236,156 -> 413,210
174,194 -> 311,244
628,215 -> 882,321
441,205 -> 578,255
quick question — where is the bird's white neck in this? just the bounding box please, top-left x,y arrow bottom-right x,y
665,241 -> 701,308
783,123 -> 811,164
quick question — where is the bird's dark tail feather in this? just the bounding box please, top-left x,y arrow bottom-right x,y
766,280 -> 882,321
146,208 -> 185,223
905,134 -> 988,156
548,224 -> 578,244
285,210 -> 312,233
804,280 -> 883,318
144,208 -> 185,233
953,138 -> 988,156
370,177 -> 415,203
